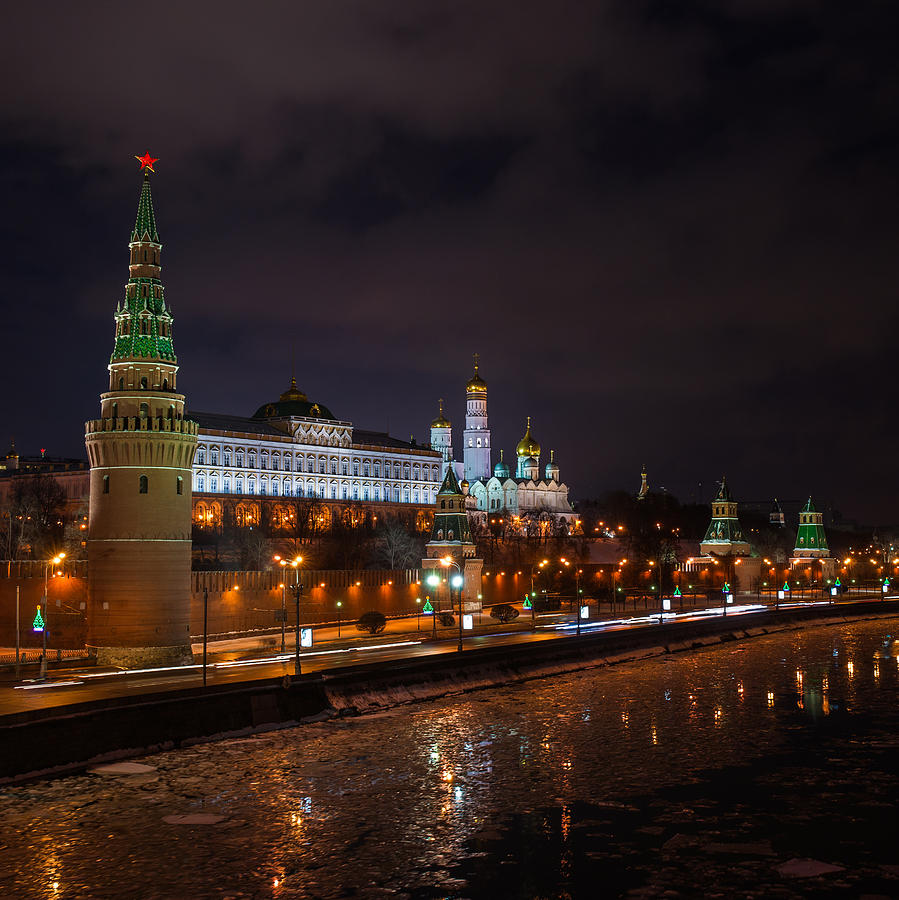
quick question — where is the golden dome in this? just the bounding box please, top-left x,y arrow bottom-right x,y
516,416 -> 541,458
279,376 -> 308,403
466,353 -> 487,394
430,398 -> 451,429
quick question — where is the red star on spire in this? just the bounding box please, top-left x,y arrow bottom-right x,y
135,152 -> 159,172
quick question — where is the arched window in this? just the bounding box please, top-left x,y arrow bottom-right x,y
103,475 -> 109,494
353,460 -> 359,476
162,378 -> 168,391
437,529 -> 444,540
236,476 -> 244,493
118,377 -> 124,390
374,461 -> 381,478
448,529 -> 454,540
224,449 -> 232,467
176,476 -> 183,495
211,447 -> 218,465
210,475 -> 217,493
139,403 -> 149,418
236,451 -> 244,467
223,476 -> 231,493
374,486 -> 381,501
112,402 -> 118,418
139,475 -> 149,494
197,448 -> 206,464
441,500 -> 446,509
197,475 -> 205,492
140,376 -> 148,389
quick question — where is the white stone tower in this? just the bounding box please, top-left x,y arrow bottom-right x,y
463,354 -> 491,483
430,399 -> 453,475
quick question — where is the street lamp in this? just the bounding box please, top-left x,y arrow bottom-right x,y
289,556 -> 303,675
39,552 -> 64,679
441,556 -> 465,652
426,573 -> 440,639
336,600 -> 343,637
275,556 -> 287,653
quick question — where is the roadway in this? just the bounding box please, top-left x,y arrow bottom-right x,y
3,593 -> 896,718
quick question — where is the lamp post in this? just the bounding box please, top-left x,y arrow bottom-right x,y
336,600 -> 343,637
441,556 -> 464,652
40,553 -> 64,680
426,574 -> 440,639
275,556 -> 288,653
289,556 -> 303,675
202,586 -> 209,686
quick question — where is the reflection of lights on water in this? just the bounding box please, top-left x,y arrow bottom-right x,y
562,759 -> 572,771
847,660 -> 855,679
273,877 -> 281,888
561,806 -> 571,841
441,770 -> 453,782
714,706 -> 722,725
795,669 -> 803,690
430,745 -> 440,765
664,689 -> 671,701
621,710 -> 629,728
874,662 -> 880,682
767,691 -> 775,708
651,724 -> 658,746
454,786 -> 463,804
737,681 -> 744,701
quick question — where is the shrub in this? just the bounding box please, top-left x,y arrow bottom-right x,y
356,611 -> 387,634
489,604 -> 520,623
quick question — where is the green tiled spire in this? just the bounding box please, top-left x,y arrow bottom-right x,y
430,465 -> 473,544
132,173 -> 159,242
794,496 -> 829,555
110,173 -> 176,363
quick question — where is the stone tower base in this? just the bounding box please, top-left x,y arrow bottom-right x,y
91,644 -> 194,669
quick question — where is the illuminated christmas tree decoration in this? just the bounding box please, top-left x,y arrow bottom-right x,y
783,581 -> 791,591
523,596 -> 532,610
723,582 -> 730,593
32,605 -> 45,633
835,577 -> 842,586
422,599 -> 434,613
673,587 -> 682,597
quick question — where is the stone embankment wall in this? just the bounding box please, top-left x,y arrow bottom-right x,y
2,600 -> 898,782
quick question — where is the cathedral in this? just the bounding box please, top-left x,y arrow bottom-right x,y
429,359 -> 578,534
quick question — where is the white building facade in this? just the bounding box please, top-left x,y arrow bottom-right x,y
190,378 -> 442,507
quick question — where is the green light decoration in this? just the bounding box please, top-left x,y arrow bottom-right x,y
32,605 -> 45,633
835,577 -> 842,586
523,596 -> 532,610
723,582 -> 730,593
783,581 -> 791,592
885,577 -> 891,587
422,599 -> 434,614
673,587 -> 682,597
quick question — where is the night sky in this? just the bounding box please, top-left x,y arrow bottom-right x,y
2,2 -> 898,521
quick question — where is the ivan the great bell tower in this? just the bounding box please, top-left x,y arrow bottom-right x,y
84,155 -> 198,666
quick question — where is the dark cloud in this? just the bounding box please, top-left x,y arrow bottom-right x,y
2,0 -> 898,520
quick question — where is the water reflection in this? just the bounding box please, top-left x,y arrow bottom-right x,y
2,619 -> 899,900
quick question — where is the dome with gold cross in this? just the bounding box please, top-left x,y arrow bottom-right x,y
516,416 -> 541,458
430,398 -> 451,429
466,354 -> 487,394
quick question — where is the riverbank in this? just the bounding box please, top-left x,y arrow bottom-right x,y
2,599 -> 898,783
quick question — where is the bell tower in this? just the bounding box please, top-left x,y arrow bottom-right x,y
462,353 -> 491,482
84,155 -> 199,666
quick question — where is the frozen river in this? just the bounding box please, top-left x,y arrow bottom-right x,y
2,618 -> 899,898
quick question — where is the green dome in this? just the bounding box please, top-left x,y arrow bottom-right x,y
494,449 -> 510,479
253,378 -> 336,421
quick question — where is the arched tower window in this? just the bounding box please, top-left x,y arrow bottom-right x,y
162,378 -> 168,391
140,376 -> 148,389
112,403 -> 118,418
177,476 -> 183,495
139,475 -> 149,494
118,377 -> 124,390
103,475 -> 109,494
139,403 -> 149,418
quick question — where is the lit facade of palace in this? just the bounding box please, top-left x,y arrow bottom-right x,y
429,359 -> 578,533
190,378 -> 442,530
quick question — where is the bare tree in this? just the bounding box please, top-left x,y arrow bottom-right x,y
374,516 -> 424,569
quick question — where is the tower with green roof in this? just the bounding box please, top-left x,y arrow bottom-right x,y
84,159 -> 198,667
699,477 -> 750,556
422,463 -> 483,613
793,498 -> 830,557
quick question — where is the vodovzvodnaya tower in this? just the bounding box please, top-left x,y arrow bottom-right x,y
84,156 -> 198,666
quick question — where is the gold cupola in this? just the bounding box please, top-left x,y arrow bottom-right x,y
516,416 -> 541,458
466,353 -> 487,394
431,398 -> 451,429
